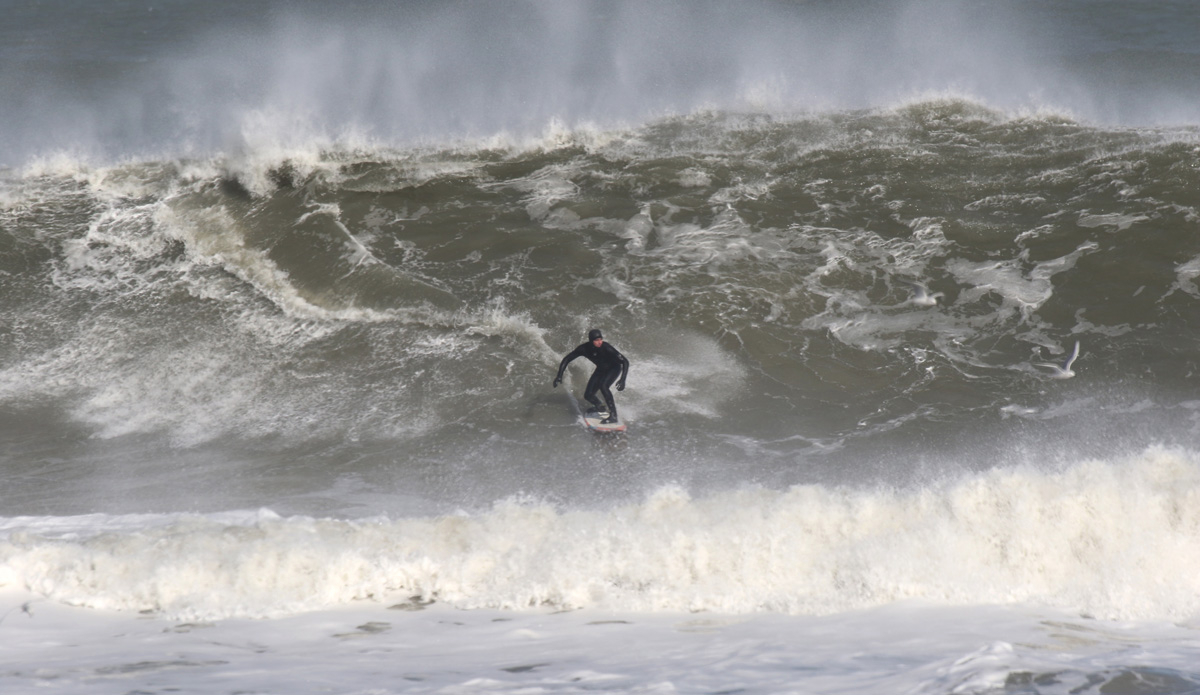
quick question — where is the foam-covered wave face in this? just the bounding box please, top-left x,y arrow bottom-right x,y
3,447 -> 1198,621
3,106 -> 1200,467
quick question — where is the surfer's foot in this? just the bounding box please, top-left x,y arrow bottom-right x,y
601,415 -> 618,424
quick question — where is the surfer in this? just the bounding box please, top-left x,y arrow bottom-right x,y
553,329 -> 629,424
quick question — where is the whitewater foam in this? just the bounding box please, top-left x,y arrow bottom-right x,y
3,446 -> 1198,622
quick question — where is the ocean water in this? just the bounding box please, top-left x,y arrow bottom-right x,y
4,1 -> 1200,693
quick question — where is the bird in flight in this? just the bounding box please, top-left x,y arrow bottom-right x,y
1035,340 -> 1081,379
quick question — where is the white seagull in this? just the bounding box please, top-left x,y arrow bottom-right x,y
1035,340 -> 1080,379
899,279 -> 944,307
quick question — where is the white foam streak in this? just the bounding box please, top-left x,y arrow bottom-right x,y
1170,255 -> 1200,298
464,304 -> 561,367
4,447 -> 1200,622
155,204 -> 396,323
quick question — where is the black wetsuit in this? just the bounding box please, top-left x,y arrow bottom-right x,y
555,341 -> 629,419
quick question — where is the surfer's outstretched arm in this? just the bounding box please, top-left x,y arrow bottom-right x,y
553,346 -> 584,387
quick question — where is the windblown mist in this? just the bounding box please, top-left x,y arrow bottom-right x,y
3,0 -> 1200,164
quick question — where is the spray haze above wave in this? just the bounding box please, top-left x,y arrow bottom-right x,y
3,0 -> 1200,165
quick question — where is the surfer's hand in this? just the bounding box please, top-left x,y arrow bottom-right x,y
616,380 -> 625,391
553,376 -> 562,388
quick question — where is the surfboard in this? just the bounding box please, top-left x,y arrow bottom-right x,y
582,412 -> 626,433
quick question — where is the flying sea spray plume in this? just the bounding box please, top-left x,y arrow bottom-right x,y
2,0 -> 1199,165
